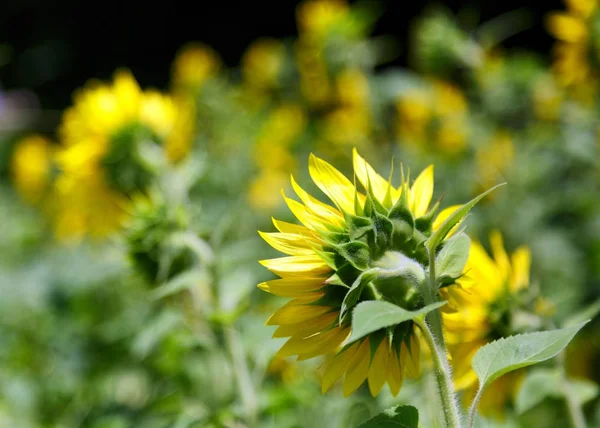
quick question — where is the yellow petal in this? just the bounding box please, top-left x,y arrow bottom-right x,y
352,148 -> 399,205
367,338 -> 390,396
342,339 -> 370,396
260,255 -> 332,277
258,231 -> 322,256
266,300 -> 331,325
403,333 -> 421,378
277,326 -> 349,359
291,175 -> 345,227
272,218 -> 315,236
510,246 -> 531,293
308,153 -> 356,214
447,341 -> 483,390
321,342 -> 360,393
489,230 -> 511,284
259,277 -> 325,298
409,165 -> 434,218
273,312 -> 337,338
387,348 -> 405,396
547,13 -> 588,43
283,191 -> 330,231
432,204 -> 462,237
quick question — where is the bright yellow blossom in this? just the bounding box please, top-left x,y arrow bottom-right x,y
442,231 -> 531,415
53,70 -> 192,239
11,135 -> 53,204
259,149 -> 461,397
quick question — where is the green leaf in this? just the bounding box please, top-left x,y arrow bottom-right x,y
425,184 -> 504,253
435,232 -> 470,285
472,321 -> 589,389
340,269 -> 378,321
515,368 -> 600,414
515,368 -> 562,414
357,405 -> 419,428
348,300 -> 445,344
563,297 -> 600,327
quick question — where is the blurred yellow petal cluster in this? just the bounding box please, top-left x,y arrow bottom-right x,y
51,70 -> 194,240
442,231 -> 531,415
249,104 -> 306,212
171,43 -> 221,92
476,131 -> 514,195
396,80 -> 469,155
547,0 -> 598,93
10,135 -> 53,205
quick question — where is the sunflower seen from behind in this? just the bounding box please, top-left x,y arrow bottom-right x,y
258,149 -> 466,397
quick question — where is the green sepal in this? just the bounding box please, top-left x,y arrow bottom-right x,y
343,212 -> 373,241
371,210 -> 394,259
388,190 -> 415,248
318,229 -> 350,245
339,269 -> 378,322
311,285 -> 349,307
325,262 -> 361,288
335,241 -> 371,270
310,246 -> 338,270
414,198 -> 441,234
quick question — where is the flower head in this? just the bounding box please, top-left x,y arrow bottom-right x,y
171,43 -> 220,92
259,149 -> 461,396
52,70 -> 194,239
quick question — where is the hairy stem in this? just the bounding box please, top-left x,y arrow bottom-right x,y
425,249 -> 446,347
466,386 -> 484,428
417,318 -> 463,428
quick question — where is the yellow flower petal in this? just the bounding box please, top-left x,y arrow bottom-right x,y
272,218 -> 317,237
409,165 -> 434,218
367,338 -> 390,396
277,326 -> 349,359
387,348 -> 405,396
342,339 -> 370,396
259,231 -> 322,256
403,333 -> 421,378
510,246 -> 531,293
260,255 -> 332,277
321,342 -> 360,393
352,148 -> 399,205
258,277 -> 325,298
273,312 -> 337,338
266,300 -> 331,325
291,175 -> 345,227
489,230 -> 511,283
308,153 -> 356,214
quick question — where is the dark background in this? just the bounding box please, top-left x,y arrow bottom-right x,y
0,0 -> 562,110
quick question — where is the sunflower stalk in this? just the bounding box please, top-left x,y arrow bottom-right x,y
418,246 -> 463,428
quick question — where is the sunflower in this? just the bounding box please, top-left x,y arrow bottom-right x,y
547,0 -> 598,93
259,149 -> 461,397
442,230 -> 531,415
396,79 -> 469,155
52,70 -> 193,239
10,135 -> 53,204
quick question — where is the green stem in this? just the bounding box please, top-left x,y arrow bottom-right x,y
557,351 -> 587,428
417,318 -> 463,428
425,249 -> 446,347
224,326 -> 258,427
466,386 -> 484,428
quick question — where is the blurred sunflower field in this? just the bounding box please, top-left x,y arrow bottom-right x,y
1,0 -> 600,427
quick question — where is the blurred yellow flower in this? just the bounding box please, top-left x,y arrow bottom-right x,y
11,135 -> 53,204
171,43 -> 220,92
396,80 -> 469,155
547,0 -> 598,90
476,132 -> 514,195
53,69 -> 193,239
242,38 -> 285,91
442,231 -> 531,415
296,0 -> 348,38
